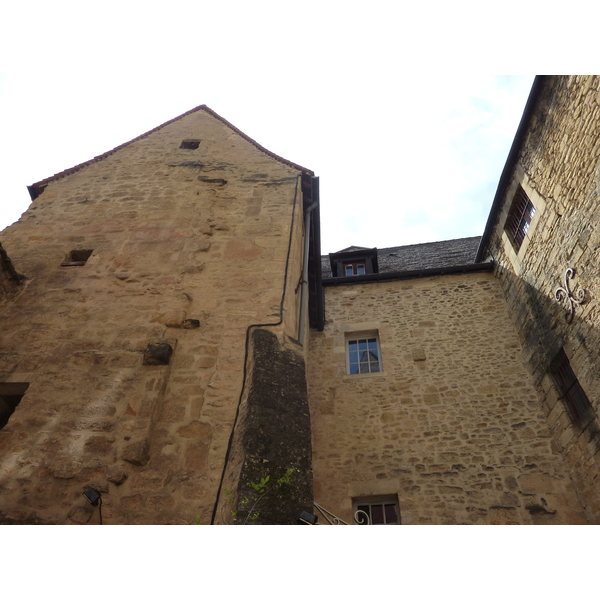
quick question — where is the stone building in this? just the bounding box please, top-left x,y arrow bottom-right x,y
0,76 -> 598,524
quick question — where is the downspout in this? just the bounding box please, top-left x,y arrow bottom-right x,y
298,176 -> 319,344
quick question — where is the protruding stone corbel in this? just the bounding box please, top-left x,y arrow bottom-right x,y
555,267 -> 586,324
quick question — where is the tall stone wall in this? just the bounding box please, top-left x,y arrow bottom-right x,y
484,76 -> 600,523
307,272 -> 587,524
0,108 -> 310,524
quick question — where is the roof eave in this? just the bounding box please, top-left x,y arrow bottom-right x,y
475,76 -> 546,262
322,261 -> 494,286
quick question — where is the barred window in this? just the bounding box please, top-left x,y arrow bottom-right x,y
505,186 -> 535,251
549,349 -> 594,425
353,496 -> 400,525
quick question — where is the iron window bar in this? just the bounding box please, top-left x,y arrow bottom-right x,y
549,349 -> 594,424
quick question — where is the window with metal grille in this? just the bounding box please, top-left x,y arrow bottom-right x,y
505,186 -> 535,251
347,335 -> 381,374
353,496 -> 400,525
549,349 -> 594,425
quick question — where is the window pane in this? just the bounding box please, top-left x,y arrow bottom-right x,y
348,340 -> 357,351
349,363 -> 359,375
358,340 -> 368,351
370,361 -> 380,372
359,363 -> 370,374
345,265 -> 353,276
368,339 -> 378,349
368,350 -> 379,361
385,504 -> 398,523
357,264 -> 365,275
349,351 -> 359,364
371,504 -> 384,524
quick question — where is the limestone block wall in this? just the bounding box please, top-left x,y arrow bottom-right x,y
307,272 -> 587,524
0,108 -> 309,524
485,76 -> 600,522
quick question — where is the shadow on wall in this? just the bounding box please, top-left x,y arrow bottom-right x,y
496,263 -> 600,523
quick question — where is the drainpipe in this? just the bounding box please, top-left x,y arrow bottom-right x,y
298,177 -> 319,345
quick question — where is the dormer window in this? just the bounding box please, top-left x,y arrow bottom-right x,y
328,247 -> 378,278
344,262 -> 366,276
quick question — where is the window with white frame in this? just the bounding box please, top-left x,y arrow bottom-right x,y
344,261 -> 366,276
353,496 -> 400,525
347,335 -> 381,374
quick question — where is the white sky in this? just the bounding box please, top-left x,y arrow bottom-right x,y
0,2 -> 592,254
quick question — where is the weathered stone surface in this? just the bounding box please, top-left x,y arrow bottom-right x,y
84,436 -> 115,455
483,76 -> 600,523
230,329 -> 313,525
47,457 -> 82,479
122,439 -> 150,466
106,467 -> 128,485
177,421 -> 212,438
0,242 -> 20,297
143,343 -> 173,366
0,106 -> 307,524
308,271 -> 587,524
184,440 -> 210,471
67,504 -> 94,524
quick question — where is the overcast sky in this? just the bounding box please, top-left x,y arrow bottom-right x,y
0,2 -> 588,254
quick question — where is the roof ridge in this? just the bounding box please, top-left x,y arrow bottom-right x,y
378,236 -> 482,252
323,236 -> 482,258
30,105 -> 313,196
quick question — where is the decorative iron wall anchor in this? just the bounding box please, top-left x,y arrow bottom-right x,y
555,267 -> 586,324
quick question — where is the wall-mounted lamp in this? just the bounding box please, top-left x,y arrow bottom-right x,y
82,488 -> 101,506
297,511 -> 318,525
82,488 -> 103,524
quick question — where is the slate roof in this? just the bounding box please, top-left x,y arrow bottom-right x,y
321,236 -> 482,279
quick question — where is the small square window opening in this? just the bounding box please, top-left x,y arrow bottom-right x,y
347,335 -> 381,374
180,139 -> 200,150
61,249 -> 93,267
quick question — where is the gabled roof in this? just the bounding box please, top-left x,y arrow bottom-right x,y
29,105 -> 313,199
321,236 -> 482,279
334,245 -> 372,253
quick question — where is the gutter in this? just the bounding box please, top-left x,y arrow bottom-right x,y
475,75 -> 546,263
322,261 -> 494,287
298,184 -> 319,342
308,177 -> 325,331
